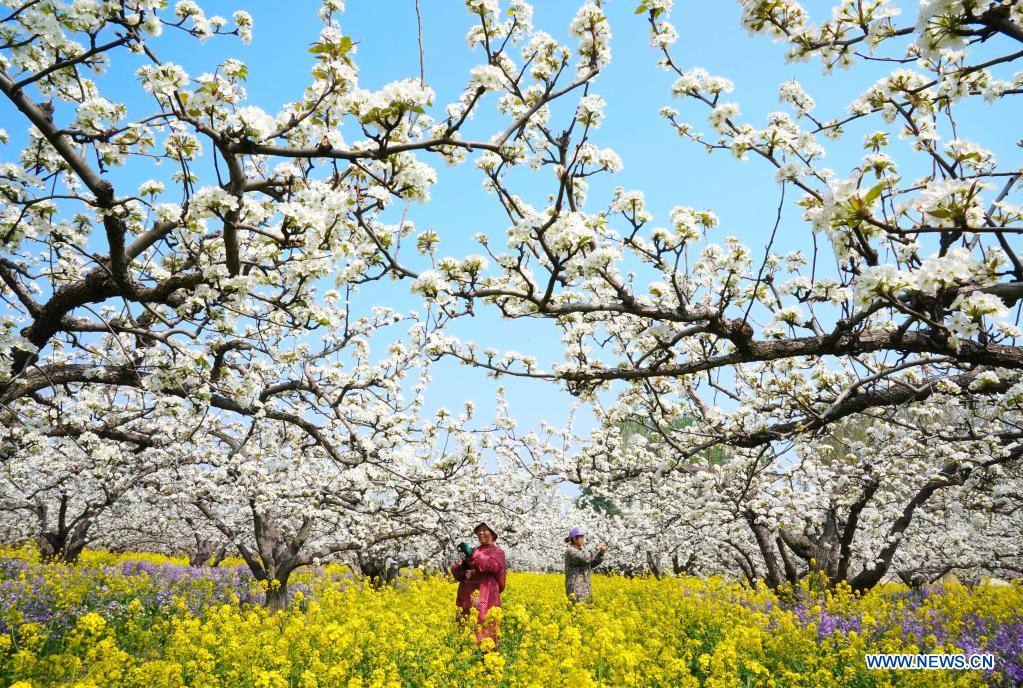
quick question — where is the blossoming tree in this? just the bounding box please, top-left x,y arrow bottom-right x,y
571,393 -> 1023,589
397,0 -> 1023,587
0,0 -> 592,415
0,0 -> 601,585
5,0 -> 1023,592
423,0 -> 1023,452
0,383 -> 180,562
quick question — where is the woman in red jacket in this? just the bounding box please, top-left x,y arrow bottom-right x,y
451,521 -> 506,648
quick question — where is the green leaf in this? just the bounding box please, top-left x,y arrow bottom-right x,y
634,2 -> 648,13
863,182 -> 885,205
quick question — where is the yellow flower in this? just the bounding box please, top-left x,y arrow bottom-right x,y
76,612 -> 107,636
0,548 -> 1020,687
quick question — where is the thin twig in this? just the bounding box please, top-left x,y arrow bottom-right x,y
415,0 -> 425,86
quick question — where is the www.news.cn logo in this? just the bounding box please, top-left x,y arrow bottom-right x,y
865,654 -> 997,671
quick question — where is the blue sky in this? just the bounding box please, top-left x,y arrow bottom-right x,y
5,1 -> 1021,460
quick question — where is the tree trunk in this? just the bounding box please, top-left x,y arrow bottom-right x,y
190,538 -> 227,567
39,529 -> 63,560
645,551 -> 662,580
39,523 -> 88,564
61,530 -> 87,564
746,513 -> 785,589
775,536 -> 799,584
265,573 -> 291,613
672,552 -> 696,576
357,553 -> 404,588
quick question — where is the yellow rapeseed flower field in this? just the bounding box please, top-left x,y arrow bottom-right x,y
0,548 -> 1020,687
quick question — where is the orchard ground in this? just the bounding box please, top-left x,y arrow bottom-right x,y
1,548 -> 1021,688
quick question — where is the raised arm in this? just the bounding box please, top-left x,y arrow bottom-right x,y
469,547 -> 506,574
450,561 -> 467,582
565,547 -> 600,567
